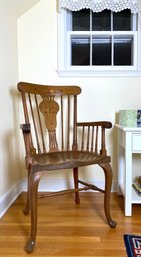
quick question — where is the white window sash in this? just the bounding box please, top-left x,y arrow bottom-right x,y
67,31 -> 137,70
57,7 -> 141,77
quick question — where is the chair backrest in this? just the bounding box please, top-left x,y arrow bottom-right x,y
18,82 -> 81,154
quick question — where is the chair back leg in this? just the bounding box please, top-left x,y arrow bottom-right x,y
73,167 -> 80,204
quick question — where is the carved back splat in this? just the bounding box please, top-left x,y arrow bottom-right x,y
18,82 -> 81,154
39,97 -> 59,152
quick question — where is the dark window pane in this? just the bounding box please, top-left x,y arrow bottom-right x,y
113,10 -> 131,31
92,10 -> 111,31
72,9 -> 90,31
114,36 -> 133,65
71,36 -> 90,65
92,36 -> 111,65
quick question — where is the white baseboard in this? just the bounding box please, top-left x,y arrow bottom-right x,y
0,181 -> 22,218
0,178 -> 117,218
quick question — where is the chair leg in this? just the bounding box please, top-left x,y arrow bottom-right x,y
23,170 -> 30,215
99,163 -> 117,228
25,172 -> 42,253
73,167 -> 80,204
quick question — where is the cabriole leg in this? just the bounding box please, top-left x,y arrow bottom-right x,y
25,172 -> 42,253
99,163 -> 117,228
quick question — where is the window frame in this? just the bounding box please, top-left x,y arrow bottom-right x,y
57,9 -> 141,77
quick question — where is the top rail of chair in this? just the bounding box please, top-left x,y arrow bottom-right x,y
17,82 -> 81,96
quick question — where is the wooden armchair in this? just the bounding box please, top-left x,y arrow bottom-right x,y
17,82 -> 116,253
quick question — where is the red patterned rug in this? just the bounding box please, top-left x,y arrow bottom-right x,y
124,234 -> 141,257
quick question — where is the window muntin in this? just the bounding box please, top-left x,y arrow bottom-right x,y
68,9 -> 137,68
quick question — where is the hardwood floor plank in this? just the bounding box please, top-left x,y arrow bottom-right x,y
0,192 -> 141,256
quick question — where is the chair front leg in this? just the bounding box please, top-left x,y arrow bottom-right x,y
25,171 -> 42,253
23,169 -> 30,215
99,163 -> 117,228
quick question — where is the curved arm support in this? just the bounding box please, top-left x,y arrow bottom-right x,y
76,121 -> 112,155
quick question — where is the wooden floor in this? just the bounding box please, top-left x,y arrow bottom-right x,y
0,192 -> 141,256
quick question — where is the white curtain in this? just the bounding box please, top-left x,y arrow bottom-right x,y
59,0 -> 141,13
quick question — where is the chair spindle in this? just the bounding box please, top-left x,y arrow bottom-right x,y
81,126 -> 85,151
67,95 -> 70,150
34,94 -> 46,153
91,126 -> 94,152
73,95 -> 77,150
28,93 -> 41,154
86,126 -> 90,151
100,127 -> 107,155
95,126 -> 98,153
61,96 -> 64,151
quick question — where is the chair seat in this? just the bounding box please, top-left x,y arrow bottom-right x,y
32,151 -> 111,172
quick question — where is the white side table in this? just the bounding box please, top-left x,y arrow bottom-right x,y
116,124 -> 141,216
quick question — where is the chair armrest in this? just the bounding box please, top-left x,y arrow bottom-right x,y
77,121 -> 112,129
76,121 -> 112,155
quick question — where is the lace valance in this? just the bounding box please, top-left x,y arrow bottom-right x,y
59,0 -> 141,13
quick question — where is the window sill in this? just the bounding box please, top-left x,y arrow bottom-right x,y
57,69 -> 141,78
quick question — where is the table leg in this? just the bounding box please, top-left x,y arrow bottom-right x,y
124,132 -> 132,216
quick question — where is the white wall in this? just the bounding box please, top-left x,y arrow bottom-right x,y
18,0 -> 141,191
0,1 -> 22,215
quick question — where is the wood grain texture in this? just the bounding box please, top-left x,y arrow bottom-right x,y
0,192 -> 141,256
18,82 -> 81,95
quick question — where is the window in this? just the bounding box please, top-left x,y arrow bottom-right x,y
57,9 -> 141,76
